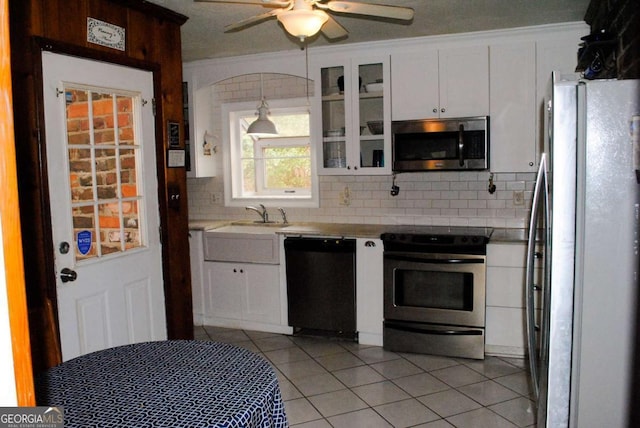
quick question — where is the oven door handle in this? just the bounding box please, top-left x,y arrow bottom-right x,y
385,321 -> 482,336
384,254 -> 484,264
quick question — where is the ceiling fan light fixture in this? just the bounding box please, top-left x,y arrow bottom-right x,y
277,9 -> 328,41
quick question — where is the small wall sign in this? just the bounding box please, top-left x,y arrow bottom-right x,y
168,121 -> 181,147
167,149 -> 186,168
77,230 -> 92,256
87,17 -> 125,51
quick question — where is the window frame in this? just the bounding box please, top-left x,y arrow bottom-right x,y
222,97 -> 319,208
253,136 -> 311,197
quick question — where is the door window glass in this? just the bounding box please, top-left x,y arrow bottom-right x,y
64,87 -> 144,261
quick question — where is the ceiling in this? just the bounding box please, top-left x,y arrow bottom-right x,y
147,0 -> 591,62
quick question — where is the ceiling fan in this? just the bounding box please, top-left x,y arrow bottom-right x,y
194,0 -> 415,42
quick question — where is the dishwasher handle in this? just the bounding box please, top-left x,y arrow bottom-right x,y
284,237 -> 356,253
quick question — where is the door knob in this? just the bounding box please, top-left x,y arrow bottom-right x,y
60,268 -> 77,283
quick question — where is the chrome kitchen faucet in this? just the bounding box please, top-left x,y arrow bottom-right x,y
245,204 -> 268,223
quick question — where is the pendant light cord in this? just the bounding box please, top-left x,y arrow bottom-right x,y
305,43 -> 310,107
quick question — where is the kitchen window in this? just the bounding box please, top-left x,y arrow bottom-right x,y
223,98 -> 318,207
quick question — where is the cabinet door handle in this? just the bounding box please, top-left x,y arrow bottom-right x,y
432,108 -> 438,113
441,107 -> 446,113
365,240 -> 376,247
458,123 -> 465,167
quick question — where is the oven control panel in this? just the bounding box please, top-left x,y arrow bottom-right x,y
381,232 -> 489,255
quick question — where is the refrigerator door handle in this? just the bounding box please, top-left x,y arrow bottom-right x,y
526,153 -> 547,402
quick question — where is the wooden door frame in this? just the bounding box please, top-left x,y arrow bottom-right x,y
8,0 -> 192,382
21,38 -> 171,372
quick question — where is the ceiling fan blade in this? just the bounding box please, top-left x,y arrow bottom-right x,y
194,0 -> 290,6
321,16 -> 348,39
324,1 -> 414,20
224,9 -> 279,32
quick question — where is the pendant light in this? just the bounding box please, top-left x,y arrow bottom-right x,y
247,74 -> 278,137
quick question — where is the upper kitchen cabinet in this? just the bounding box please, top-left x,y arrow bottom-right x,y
186,84 -> 217,178
489,41 -> 537,172
313,55 -> 391,175
391,46 -> 489,120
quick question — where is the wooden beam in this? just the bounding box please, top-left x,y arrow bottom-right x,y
0,0 -> 35,406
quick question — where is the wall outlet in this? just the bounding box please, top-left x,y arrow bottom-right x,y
513,190 -> 525,206
339,186 -> 351,206
211,192 -> 223,204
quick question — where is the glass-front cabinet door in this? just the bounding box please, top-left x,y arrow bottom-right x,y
314,55 -> 390,175
320,64 -> 348,171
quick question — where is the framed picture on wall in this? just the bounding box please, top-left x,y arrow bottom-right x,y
167,120 -> 180,148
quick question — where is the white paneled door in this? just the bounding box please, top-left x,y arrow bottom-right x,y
42,52 -> 166,361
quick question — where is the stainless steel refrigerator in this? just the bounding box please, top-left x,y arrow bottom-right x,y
526,73 -> 640,427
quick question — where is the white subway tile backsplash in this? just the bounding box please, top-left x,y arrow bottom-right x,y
188,171 -> 534,227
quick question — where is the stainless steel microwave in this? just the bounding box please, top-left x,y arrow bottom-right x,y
391,116 -> 489,172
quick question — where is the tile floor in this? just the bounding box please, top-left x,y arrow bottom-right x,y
194,326 -> 536,428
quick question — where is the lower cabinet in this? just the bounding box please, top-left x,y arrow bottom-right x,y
356,238 -> 384,346
197,230 -> 292,334
485,242 -> 541,357
204,261 -> 281,326
189,230 -> 205,324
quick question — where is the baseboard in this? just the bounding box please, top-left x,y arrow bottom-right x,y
485,344 -> 526,358
201,316 -> 294,335
358,332 -> 383,346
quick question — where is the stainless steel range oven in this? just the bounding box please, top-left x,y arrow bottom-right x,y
382,228 -> 491,359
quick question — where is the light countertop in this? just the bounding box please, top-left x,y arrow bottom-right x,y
189,219 -> 530,243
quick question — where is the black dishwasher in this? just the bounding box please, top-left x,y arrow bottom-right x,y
285,237 -> 356,339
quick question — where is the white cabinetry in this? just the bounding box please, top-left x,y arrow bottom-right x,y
201,231 -> 289,333
391,46 -> 489,120
485,242 -> 541,357
489,41 -> 537,172
204,261 -> 281,325
186,85 -> 216,178
313,55 -> 391,175
189,230 -> 205,324
356,238 -> 384,346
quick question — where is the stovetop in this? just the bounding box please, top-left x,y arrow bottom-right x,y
381,226 -> 493,254
381,225 -> 493,238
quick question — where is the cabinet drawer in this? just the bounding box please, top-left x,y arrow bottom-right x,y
487,243 -> 526,267
488,242 -> 543,267
486,266 -> 525,307
486,265 -> 542,309
203,232 -> 279,264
